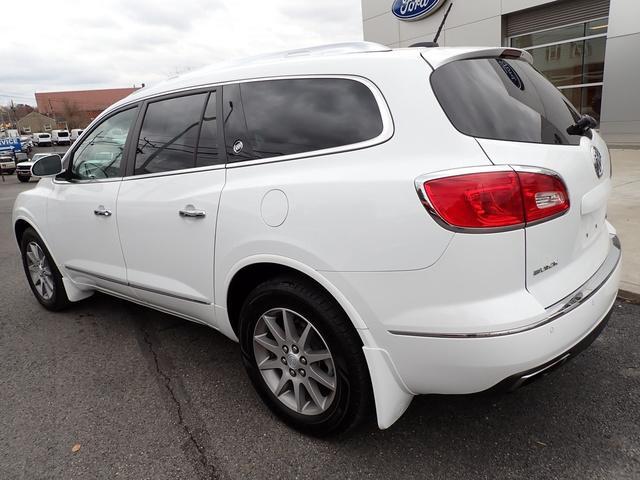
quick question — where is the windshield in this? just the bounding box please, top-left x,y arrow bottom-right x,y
431,58 -> 582,146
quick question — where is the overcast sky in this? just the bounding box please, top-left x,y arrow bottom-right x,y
0,0 -> 363,107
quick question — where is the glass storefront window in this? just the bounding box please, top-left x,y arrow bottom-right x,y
511,23 -> 585,49
560,85 -> 604,120
510,18 -> 607,120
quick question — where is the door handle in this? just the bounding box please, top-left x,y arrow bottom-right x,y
94,206 -> 112,217
179,206 -> 206,218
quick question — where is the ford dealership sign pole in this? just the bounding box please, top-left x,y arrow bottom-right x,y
392,0 -> 447,21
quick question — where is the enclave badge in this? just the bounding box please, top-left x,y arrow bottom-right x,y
592,146 -> 603,178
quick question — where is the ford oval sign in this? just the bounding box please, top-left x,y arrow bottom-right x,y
391,0 -> 447,21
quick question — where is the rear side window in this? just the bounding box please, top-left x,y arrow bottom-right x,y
431,58 -> 582,146
134,93 -> 207,175
224,78 -> 384,161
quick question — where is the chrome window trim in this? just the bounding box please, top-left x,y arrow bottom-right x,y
54,177 -> 123,185
64,265 -> 211,305
103,74 -> 393,173
414,164 -> 570,234
122,163 -> 225,181
389,234 -> 621,339
224,75 -> 394,169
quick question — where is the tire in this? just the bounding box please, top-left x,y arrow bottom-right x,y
239,276 -> 373,436
18,175 -> 30,183
20,227 -> 70,311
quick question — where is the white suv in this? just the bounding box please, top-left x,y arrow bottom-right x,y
12,43 -> 621,435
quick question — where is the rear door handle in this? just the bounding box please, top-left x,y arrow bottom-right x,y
179,206 -> 206,218
94,206 -> 112,217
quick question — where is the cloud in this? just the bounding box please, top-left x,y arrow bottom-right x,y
0,0 -> 363,106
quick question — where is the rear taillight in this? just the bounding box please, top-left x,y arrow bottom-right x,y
518,172 -> 569,223
419,168 -> 569,231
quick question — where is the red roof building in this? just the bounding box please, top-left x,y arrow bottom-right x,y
35,87 -> 140,127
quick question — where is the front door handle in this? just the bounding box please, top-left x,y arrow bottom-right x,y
179,205 -> 206,218
94,206 -> 112,217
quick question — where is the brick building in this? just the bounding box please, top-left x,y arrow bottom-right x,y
35,87 -> 140,129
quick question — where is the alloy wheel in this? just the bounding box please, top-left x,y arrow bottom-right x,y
253,308 -> 336,415
25,241 -> 54,300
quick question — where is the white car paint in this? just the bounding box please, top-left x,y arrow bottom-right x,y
12,43 -> 621,430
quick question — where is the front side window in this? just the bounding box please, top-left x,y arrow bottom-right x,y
134,93 -> 208,175
70,107 -> 138,180
224,78 -> 384,161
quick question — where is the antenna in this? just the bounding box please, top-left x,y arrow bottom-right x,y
433,2 -> 454,45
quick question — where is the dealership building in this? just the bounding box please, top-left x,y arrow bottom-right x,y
362,0 -> 640,146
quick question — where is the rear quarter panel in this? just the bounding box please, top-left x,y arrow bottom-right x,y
214,52 -> 494,315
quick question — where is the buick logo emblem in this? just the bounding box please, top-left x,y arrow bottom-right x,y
232,140 -> 244,155
592,146 -> 603,178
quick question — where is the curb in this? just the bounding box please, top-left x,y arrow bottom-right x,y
618,289 -> 640,305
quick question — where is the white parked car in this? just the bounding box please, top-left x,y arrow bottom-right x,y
32,132 -> 52,146
70,128 -> 84,142
12,43 -> 621,435
51,129 -> 71,146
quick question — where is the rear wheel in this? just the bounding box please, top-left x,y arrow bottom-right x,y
239,276 -> 372,436
20,227 -> 70,311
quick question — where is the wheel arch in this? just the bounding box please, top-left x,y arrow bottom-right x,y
222,256 -> 414,430
14,218 -> 32,246
224,258 -> 368,340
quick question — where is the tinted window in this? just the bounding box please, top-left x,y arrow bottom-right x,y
135,93 -> 207,175
197,91 -> 222,167
70,107 -> 138,180
223,83 -> 253,161
225,78 -> 384,161
431,58 -> 582,145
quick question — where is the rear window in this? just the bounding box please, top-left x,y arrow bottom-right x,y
224,78 -> 384,161
431,58 -> 582,146
58,131 -> 69,137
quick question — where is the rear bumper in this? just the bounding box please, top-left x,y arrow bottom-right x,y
488,301 -> 614,392
380,234 -> 621,394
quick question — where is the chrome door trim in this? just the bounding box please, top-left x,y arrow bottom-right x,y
65,265 -> 128,286
128,281 -> 210,305
64,265 -> 211,305
388,234 -> 621,339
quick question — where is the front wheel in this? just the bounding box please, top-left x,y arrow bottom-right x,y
239,276 -> 373,436
20,227 -> 70,311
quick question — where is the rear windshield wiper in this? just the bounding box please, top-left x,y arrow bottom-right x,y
567,114 -> 598,138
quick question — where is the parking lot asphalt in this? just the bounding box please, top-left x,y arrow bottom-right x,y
1,161 -> 639,479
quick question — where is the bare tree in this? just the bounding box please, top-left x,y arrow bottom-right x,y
60,100 -> 89,129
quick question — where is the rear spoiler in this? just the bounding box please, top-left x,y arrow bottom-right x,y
420,47 -> 533,70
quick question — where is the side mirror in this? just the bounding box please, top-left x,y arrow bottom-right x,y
31,154 -> 64,177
